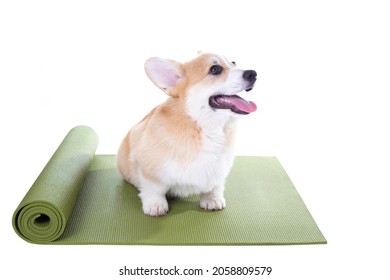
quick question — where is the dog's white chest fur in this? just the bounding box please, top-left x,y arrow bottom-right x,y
160,118 -> 236,197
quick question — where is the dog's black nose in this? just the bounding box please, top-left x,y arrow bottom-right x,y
243,70 -> 257,82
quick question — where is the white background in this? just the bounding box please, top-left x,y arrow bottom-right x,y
1,0 -> 389,279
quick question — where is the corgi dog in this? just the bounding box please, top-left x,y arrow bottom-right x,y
117,53 -> 257,216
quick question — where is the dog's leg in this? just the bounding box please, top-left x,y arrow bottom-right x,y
200,184 -> 226,210
138,176 -> 169,216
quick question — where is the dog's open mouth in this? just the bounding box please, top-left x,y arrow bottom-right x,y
209,94 -> 257,115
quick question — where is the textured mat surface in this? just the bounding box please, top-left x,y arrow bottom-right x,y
13,126 -> 326,245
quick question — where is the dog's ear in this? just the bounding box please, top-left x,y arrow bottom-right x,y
144,58 -> 184,96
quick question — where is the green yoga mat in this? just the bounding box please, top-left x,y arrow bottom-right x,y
12,126 -> 326,245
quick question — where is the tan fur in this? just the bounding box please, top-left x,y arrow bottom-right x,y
117,97 -> 203,184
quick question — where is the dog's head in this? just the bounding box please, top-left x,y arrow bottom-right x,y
145,53 -> 257,117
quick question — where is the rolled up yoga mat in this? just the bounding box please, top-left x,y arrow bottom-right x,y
12,126 -> 98,243
12,126 -> 326,245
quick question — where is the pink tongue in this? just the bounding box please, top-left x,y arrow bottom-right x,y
216,95 -> 257,113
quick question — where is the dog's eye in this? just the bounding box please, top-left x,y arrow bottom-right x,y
209,65 -> 223,75
231,61 -> 236,66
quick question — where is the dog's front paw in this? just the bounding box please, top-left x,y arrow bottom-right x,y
143,203 -> 169,216
200,194 -> 226,211
142,197 -> 169,216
